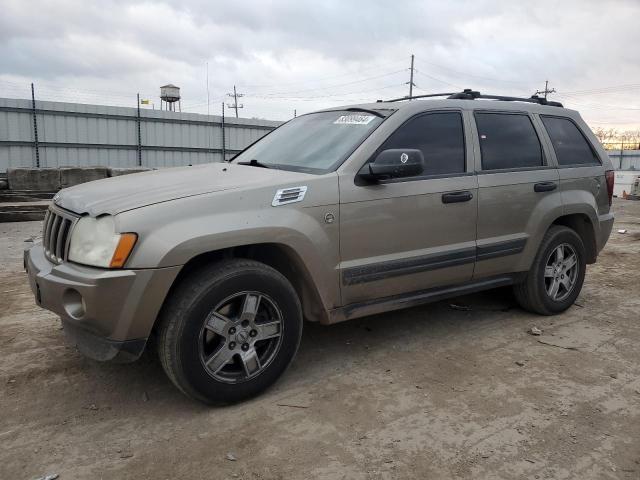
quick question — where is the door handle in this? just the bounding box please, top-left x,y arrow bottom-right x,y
534,182 -> 557,193
442,191 -> 473,204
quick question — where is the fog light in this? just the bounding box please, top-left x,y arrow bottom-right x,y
63,289 -> 86,319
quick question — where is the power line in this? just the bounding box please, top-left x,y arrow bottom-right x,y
242,82 -> 404,101
0,79 -> 156,101
244,69 -> 407,97
414,59 -> 528,86
559,96 -> 640,111
236,59 -> 407,89
413,69 -> 463,89
7,72 -> 639,125
559,84 -> 640,96
183,77 -> 406,110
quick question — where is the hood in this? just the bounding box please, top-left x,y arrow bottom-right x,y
54,163 -> 312,216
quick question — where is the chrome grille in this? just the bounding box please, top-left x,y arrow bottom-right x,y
42,207 -> 77,263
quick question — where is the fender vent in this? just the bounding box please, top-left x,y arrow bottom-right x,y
272,186 -> 308,206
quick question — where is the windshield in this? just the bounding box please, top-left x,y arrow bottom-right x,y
232,110 -> 386,173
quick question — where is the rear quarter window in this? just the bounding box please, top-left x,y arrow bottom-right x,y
541,116 -> 600,166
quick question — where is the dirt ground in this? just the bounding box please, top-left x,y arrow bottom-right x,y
1,200 -> 639,480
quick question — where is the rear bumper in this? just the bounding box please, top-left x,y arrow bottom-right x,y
597,212 -> 615,253
25,242 -> 180,362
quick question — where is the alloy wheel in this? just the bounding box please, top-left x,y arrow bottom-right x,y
198,291 -> 284,383
543,243 -> 579,302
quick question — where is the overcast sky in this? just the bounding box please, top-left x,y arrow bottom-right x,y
1,0 -> 639,128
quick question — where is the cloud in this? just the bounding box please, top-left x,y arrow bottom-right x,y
0,0 -> 639,126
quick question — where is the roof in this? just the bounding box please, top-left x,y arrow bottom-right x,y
364,99 -> 572,114
339,90 -> 576,117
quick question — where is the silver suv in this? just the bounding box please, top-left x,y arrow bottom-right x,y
25,90 -> 615,404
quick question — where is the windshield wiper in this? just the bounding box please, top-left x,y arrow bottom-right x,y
237,159 -> 270,169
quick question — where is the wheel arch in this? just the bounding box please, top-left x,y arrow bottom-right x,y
551,213 -> 597,264
154,243 -> 329,333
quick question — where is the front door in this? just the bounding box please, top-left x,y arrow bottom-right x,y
338,110 -> 478,305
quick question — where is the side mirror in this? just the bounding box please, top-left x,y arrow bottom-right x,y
357,149 -> 425,183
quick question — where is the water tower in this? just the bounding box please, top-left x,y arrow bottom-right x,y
160,84 -> 181,111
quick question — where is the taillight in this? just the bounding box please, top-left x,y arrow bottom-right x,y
605,170 -> 615,206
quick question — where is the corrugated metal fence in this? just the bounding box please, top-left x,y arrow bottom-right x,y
606,149 -> 640,171
0,97 -> 281,172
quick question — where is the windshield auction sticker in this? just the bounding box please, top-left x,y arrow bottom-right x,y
333,114 -> 376,125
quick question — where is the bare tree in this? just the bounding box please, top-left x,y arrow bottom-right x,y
592,127 -> 619,149
588,127 -> 640,150
621,130 -> 640,149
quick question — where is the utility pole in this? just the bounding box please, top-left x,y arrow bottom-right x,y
30,83 -> 40,168
535,80 -> 556,100
136,93 -> 142,167
226,85 -> 244,118
221,102 -> 226,161
406,54 -> 416,100
206,61 -> 210,116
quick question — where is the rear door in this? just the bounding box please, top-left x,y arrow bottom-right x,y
338,110 -> 478,305
472,111 -> 561,279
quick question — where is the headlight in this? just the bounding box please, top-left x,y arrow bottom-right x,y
68,215 -> 137,268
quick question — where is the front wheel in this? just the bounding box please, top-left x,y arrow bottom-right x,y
156,259 -> 303,404
514,225 -> 586,315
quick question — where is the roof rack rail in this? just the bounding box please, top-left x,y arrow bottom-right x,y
378,89 -> 563,107
377,92 -> 457,103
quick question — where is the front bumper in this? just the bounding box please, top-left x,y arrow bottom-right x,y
25,242 -> 180,362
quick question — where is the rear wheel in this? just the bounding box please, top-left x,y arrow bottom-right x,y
157,259 -> 303,404
514,226 -> 586,315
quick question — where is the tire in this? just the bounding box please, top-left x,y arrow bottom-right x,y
156,258 -> 303,404
513,225 -> 586,316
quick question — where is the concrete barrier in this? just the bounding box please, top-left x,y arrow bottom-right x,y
7,166 -> 155,191
108,167 -> 152,177
59,166 -> 109,188
7,168 -> 61,190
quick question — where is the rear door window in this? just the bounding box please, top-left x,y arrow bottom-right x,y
475,113 -> 543,170
541,116 -> 600,166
